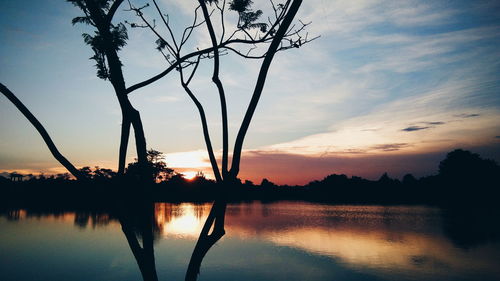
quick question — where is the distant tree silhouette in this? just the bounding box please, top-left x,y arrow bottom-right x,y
439,149 -> 499,181
78,166 -> 93,178
55,173 -> 71,181
378,172 -> 400,185
260,178 -> 276,188
402,173 -> 417,185
126,149 -> 174,182
438,149 -> 499,201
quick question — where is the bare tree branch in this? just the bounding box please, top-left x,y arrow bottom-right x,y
0,83 -> 86,181
178,60 -> 223,183
199,0 -> 229,179
106,0 -> 125,25
152,0 -> 180,53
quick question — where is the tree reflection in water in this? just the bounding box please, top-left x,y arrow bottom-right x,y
2,202 -> 500,281
117,201 -> 159,281
115,200 -> 227,281
185,200 -> 227,281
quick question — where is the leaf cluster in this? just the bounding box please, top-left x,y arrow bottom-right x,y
81,23 -> 128,79
68,0 -> 128,80
67,0 -> 113,14
229,0 -> 267,31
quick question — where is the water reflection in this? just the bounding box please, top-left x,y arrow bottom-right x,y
117,202 -> 159,281
185,200 -> 227,281
155,203 -> 208,239
2,202 -> 500,281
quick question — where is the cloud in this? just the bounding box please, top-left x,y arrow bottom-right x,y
259,73 -> 500,157
402,126 -> 430,132
164,150 -> 210,169
298,0 -> 459,38
455,113 -> 481,118
402,121 -> 446,131
370,143 -> 410,151
355,26 -> 500,74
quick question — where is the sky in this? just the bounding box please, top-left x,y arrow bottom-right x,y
1,0 -> 499,185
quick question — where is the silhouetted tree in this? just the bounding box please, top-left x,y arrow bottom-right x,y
402,173 -> 417,185
126,149 -> 174,182
68,0 -> 151,179
146,1 -> 310,279
438,149 -> 499,202
79,166 -> 94,178
260,178 -> 276,188
439,149 -> 499,181
244,179 -> 254,186
125,1 -> 312,276
55,173 -> 71,181
127,0 -> 314,187
93,167 -> 117,180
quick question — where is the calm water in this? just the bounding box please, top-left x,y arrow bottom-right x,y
1,202 -> 499,281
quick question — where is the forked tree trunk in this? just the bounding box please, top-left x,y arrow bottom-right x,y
85,0 -> 149,181
105,48 -> 148,179
185,200 -> 227,281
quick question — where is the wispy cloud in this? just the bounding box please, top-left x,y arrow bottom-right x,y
370,143 -> 410,151
402,121 -> 446,132
455,113 -> 481,118
402,126 -> 430,132
260,74 -> 500,157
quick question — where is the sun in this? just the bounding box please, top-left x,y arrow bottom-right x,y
183,171 -> 198,180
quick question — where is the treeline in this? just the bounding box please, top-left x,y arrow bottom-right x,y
1,149 -> 499,206
258,149 -> 500,205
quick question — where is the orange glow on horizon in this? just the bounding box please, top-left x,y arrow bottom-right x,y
182,171 -> 198,180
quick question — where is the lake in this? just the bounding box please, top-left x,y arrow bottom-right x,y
1,201 -> 499,281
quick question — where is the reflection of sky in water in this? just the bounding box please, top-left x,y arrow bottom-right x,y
152,202 -> 500,280
1,202 -> 500,281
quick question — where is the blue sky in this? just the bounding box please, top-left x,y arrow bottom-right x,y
1,0 -> 499,184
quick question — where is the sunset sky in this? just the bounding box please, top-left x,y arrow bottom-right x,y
1,0 -> 499,184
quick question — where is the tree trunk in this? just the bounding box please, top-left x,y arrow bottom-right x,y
118,116 -> 131,174
100,30 -> 149,181
230,0 -> 303,178
84,0 -> 150,181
